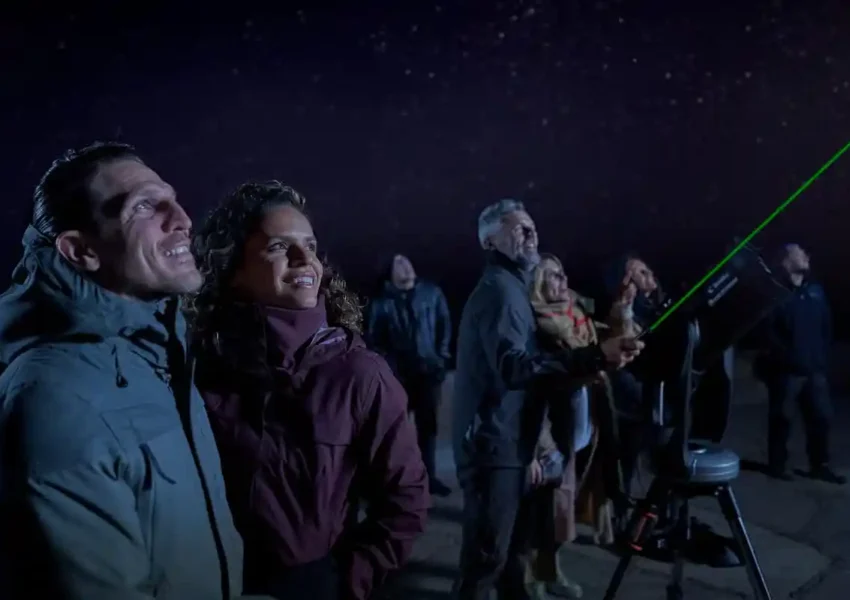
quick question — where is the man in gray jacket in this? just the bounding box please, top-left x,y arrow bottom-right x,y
451,199 -> 643,600
0,142 -> 266,600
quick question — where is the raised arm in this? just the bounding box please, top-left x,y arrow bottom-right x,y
477,282 -> 607,390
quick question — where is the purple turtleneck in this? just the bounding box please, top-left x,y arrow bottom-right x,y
196,298 -> 429,600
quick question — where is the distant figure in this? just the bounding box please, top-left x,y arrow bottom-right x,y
451,198 -> 642,600
601,253 -> 666,501
366,254 -> 453,497
757,243 -> 845,484
603,253 -> 734,487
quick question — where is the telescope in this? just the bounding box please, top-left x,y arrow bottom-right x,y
603,240 -> 791,600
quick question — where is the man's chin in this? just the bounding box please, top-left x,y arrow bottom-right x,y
516,250 -> 541,270
165,270 -> 203,295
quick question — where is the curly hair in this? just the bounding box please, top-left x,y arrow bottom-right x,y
186,181 -> 363,364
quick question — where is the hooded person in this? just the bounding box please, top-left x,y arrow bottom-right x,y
0,142 -> 256,600
365,254 -> 453,497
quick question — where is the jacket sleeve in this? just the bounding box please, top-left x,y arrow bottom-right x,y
821,286 -> 834,351
476,282 -> 607,390
340,361 -> 429,600
364,300 -> 389,354
535,417 -> 558,457
434,286 -> 452,362
0,382 -> 156,600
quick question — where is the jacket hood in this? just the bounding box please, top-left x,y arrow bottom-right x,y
198,296 -> 364,386
0,225 -> 179,368
262,298 -> 353,369
380,278 -> 423,298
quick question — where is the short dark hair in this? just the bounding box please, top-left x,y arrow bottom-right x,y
32,141 -> 141,240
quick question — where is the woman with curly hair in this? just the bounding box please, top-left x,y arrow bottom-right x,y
187,181 -> 429,600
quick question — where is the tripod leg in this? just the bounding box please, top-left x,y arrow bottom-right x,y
666,558 -> 684,600
603,480 -> 666,600
665,498 -> 688,600
602,552 -> 633,600
717,485 -> 772,600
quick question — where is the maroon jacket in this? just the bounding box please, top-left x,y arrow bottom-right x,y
195,299 -> 429,599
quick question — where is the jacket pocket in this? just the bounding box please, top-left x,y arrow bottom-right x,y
101,414 -> 187,592
141,427 -> 187,483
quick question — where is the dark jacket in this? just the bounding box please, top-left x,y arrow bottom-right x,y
195,299 -> 429,600
0,226 -> 243,600
366,279 -> 452,383
452,252 -> 608,469
758,278 -> 832,376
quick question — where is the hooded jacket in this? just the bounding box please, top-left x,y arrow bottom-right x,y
365,278 -> 452,384
0,226 -> 244,600
194,299 -> 429,600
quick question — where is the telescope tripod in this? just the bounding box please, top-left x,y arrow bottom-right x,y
603,475 -> 771,600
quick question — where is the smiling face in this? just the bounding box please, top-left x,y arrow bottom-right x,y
230,203 -> 324,309
56,158 -> 201,298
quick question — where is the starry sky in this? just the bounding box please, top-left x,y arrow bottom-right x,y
2,0 -> 849,334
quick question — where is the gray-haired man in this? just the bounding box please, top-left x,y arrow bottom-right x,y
451,199 -> 643,600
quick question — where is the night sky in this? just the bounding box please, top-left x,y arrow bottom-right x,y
2,0 -> 849,335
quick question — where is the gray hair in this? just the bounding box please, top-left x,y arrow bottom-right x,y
477,198 -> 526,248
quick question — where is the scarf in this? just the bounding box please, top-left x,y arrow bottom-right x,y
531,291 -> 598,350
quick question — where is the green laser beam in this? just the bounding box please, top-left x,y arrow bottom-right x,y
646,138 -> 850,333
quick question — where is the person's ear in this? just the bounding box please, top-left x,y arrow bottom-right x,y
55,231 -> 101,273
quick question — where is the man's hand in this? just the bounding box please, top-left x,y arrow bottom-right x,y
526,459 -> 544,487
599,335 -> 644,369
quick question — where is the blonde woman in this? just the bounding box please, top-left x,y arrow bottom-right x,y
523,253 -> 636,599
